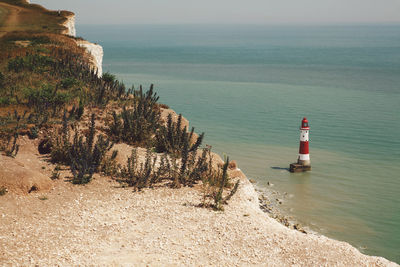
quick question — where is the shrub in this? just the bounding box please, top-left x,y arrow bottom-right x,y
4,127 -> 19,157
107,85 -> 161,146
69,114 -> 114,184
212,158 -> 230,210
117,145 -> 239,210
200,155 -> 240,211
178,144 -> 210,187
120,149 -> 160,190
101,150 -> 119,177
50,111 -> 71,164
155,113 -> 204,157
0,110 -> 26,158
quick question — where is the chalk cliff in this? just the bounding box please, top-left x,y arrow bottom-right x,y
60,13 -> 103,76
62,14 -> 76,37
77,40 -> 104,77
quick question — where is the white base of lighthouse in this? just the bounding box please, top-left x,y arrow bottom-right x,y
290,154 -> 311,172
298,154 -> 311,166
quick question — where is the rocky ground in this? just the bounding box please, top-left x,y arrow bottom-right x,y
0,164 -> 397,266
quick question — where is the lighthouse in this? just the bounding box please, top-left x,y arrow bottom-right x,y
289,117 -> 311,172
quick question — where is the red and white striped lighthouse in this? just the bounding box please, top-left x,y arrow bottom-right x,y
290,117 -> 311,172
298,117 -> 310,166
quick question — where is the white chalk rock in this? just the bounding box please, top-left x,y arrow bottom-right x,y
63,15 -> 76,37
77,40 -> 104,77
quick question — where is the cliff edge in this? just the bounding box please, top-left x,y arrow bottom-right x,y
62,14 -> 76,37
60,12 -> 103,76
77,39 -> 104,77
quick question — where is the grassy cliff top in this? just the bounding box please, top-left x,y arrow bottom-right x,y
0,0 -> 73,36
0,0 -> 94,136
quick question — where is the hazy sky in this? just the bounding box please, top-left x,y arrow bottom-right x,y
32,0 -> 400,25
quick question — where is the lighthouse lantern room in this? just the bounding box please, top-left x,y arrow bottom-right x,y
289,117 -> 312,172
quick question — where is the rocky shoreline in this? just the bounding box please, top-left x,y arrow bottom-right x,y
256,186 -> 308,234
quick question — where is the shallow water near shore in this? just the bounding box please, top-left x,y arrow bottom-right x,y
79,24 -> 400,262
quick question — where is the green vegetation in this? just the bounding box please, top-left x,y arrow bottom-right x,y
69,114 -> 115,184
0,0 -> 238,211
155,113 -> 204,156
120,149 -> 160,190
107,85 -> 160,146
25,84 -> 71,115
210,158 -> 240,210
102,72 -> 116,84
0,110 -> 25,157
116,145 -> 239,210
50,113 -> 116,184
0,29 -> 129,150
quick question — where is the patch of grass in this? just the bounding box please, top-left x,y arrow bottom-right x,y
38,195 -> 48,200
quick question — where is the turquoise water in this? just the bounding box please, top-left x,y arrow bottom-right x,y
79,25 -> 400,262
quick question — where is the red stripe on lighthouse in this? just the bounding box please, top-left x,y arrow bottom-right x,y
299,141 -> 309,154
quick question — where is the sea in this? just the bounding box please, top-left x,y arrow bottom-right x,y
78,24 -> 400,262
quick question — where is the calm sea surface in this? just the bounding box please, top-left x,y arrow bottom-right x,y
79,24 -> 400,262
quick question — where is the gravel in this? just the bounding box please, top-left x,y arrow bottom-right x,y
0,173 -> 397,266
